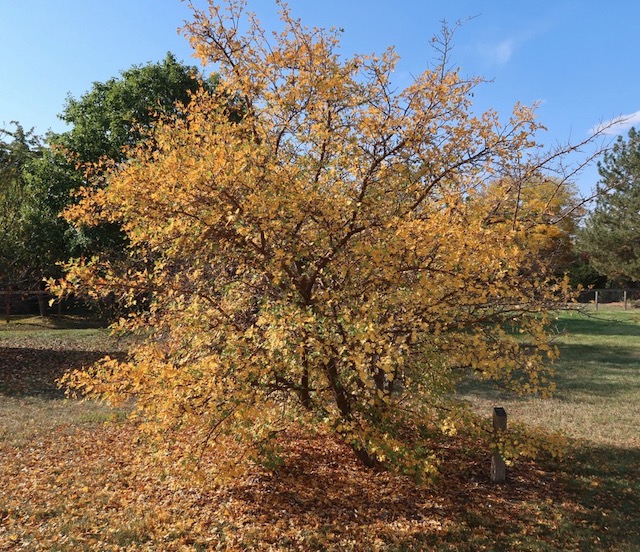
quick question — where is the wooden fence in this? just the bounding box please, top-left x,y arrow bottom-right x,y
577,288 -> 640,310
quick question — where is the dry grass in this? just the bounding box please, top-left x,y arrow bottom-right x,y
459,307 -> 640,447
0,315 -> 128,447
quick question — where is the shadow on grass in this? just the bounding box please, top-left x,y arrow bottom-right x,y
557,342 -> 640,367
553,313 -> 640,338
550,343 -> 640,399
551,444 -> 640,551
459,341 -> 640,403
0,347 -> 111,398
441,444 -> 640,551
0,314 -> 108,332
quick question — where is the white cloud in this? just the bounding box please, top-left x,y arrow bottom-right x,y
476,21 -> 552,67
590,111 -> 640,136
479,38 -> 515,65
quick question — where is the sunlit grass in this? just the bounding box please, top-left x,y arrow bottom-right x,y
459,307 -> 640,447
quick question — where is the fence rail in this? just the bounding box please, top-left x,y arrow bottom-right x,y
577,288 -> 640,310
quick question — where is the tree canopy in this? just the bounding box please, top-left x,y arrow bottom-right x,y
59,0 -> 585,478
0,54 -> 213,299
55,52 -> 215,166
578,127 -> 640,285
0,123 -> 65,290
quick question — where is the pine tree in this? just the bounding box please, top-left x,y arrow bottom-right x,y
579,128 -> 640,284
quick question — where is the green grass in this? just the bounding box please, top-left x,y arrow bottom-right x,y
459,307 -> 640,447
0,314 -> 112,345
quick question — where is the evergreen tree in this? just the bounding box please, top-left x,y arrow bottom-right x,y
578,128 -> 640,285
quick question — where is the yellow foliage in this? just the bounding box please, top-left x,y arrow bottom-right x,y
57,0 -> 586,478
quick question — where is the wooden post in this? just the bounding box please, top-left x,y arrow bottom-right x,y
595,290 -> 599,311
491,407 -> 507,483
624,290 -> 628,310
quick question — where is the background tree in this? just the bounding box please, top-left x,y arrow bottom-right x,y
0,55 -> 213,311
57,52 -> 214,164
60,0 -> 588,478
0,123 -> 66,291
578,127 -> 640,285
565,253 -> 608,289
31,52 -> 216,258
479,175 -> 584,278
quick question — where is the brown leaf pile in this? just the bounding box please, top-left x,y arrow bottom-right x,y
0,418 -> 569,551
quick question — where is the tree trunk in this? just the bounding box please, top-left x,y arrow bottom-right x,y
299,366 -> 311,410
324,358 -> 384,468
4,293 -> 11,323
352,445 -> 380,469
37,293 -> 47,317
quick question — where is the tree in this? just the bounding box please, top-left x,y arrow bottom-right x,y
479,175 -> 584,277
0,123 -> 66,291
0,56 -> 215,310
57,52 -> 215,164
59,0 -> 585,478
30,52 -> 217,259
578,128 -> 640,285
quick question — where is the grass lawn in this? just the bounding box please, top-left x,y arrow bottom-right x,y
0,310 -> 639,550
460,307 -> 640,447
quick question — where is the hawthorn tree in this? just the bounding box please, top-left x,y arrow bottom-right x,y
60,0 -> 587,477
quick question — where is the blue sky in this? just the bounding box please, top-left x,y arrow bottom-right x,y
1,0 -> 638,193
